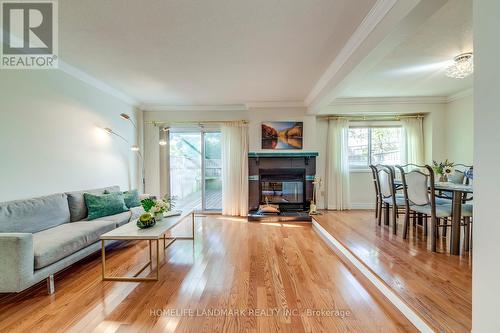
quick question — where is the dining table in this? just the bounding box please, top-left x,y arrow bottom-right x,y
394,180 -> 473,255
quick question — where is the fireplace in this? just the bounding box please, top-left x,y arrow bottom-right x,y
248,152 -> 318,221
259,169 -> 306,210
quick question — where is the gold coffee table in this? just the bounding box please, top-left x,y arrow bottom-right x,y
100,210 -> 195,282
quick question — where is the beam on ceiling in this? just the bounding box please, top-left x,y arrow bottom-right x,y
306,0 -> 449,114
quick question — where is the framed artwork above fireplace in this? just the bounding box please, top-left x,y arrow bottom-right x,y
261,121 -> 303,149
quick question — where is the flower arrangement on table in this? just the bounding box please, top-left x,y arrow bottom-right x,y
432,159 -> 454,182
140,196 -> 176,221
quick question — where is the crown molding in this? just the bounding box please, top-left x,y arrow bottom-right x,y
305,0 -> 398,106
140,104 -> 248,112
245,101 -> 305,109
447,88 -> 473,103
141,101 -> 307,111
58,60 -> 137,106
330,96 -> 448,106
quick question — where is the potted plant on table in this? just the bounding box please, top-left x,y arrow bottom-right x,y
137,212 -> 156,229
432,159 -> 454,182
140,196 -> 176,221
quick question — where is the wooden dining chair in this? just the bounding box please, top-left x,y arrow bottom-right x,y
369,164 -> 382,221
397,164 -> 473,252
374,165 -> 405,235
437,164 -> 473,239
454,164 -> 473,251
396,165 -> 438,250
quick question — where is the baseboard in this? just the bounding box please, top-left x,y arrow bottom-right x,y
350,203 -> 375,210
312,219 -> 434,333
325,203 -> 374,210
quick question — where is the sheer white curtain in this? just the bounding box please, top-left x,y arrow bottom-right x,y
221,121 -> 249,216
326,119 -> 351,210
402,117 -> 424,165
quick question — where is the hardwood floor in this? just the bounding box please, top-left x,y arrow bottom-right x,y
313,211 -> 472,333
0,216 -> 415,333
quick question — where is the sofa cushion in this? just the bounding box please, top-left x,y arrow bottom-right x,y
123,189 -> 141,208
84,192 -> 128,220
0,193 -> 70,233
94,211 -> 131,227
33,220 -> 116,269
130,206 -> 145,221
66,186 -> 120,222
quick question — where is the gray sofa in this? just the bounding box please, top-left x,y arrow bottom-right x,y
0,186 -> 145,294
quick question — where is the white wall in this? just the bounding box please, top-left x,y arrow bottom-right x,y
445,94 -> 473,165
473,1 -> 500,331
423,108 -> 448,164
0,70 -> 138,202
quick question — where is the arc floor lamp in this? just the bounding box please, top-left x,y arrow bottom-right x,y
104,115 -> 146,193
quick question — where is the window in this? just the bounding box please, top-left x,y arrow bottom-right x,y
348,126 -> 404,168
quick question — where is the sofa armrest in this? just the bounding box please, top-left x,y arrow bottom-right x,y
0,233 -> 34,292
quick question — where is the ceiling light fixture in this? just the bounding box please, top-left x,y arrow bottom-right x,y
445,52 -> 473,79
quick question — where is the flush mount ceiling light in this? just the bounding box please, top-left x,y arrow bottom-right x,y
445,52 -> 473,79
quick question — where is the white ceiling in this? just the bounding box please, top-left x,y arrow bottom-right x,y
338,0 -> 473,99
59,0 -> 376,106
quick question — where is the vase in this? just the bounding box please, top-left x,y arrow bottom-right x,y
154,212 -> 163,221
439,174 -> 448,182
465,168 -> 473,180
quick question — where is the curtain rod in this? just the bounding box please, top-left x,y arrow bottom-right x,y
320,114 -> 424,121
144,120 -> 249,127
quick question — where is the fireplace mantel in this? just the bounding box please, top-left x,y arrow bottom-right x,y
248,152 -> 319,158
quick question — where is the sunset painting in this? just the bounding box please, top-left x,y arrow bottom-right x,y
261,122 -> 303,149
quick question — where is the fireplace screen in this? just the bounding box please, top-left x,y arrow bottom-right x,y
261,180 -> 304,204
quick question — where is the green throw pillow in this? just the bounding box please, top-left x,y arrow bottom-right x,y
84,192 -> 128,220
123,189 -> 141,208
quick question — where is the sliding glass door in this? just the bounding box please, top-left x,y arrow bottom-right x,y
169,132 -> 202,211
169,129 -> 222,212
203,132 -> 222,210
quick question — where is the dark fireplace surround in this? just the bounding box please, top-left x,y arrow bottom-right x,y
248,152 -> 317,221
